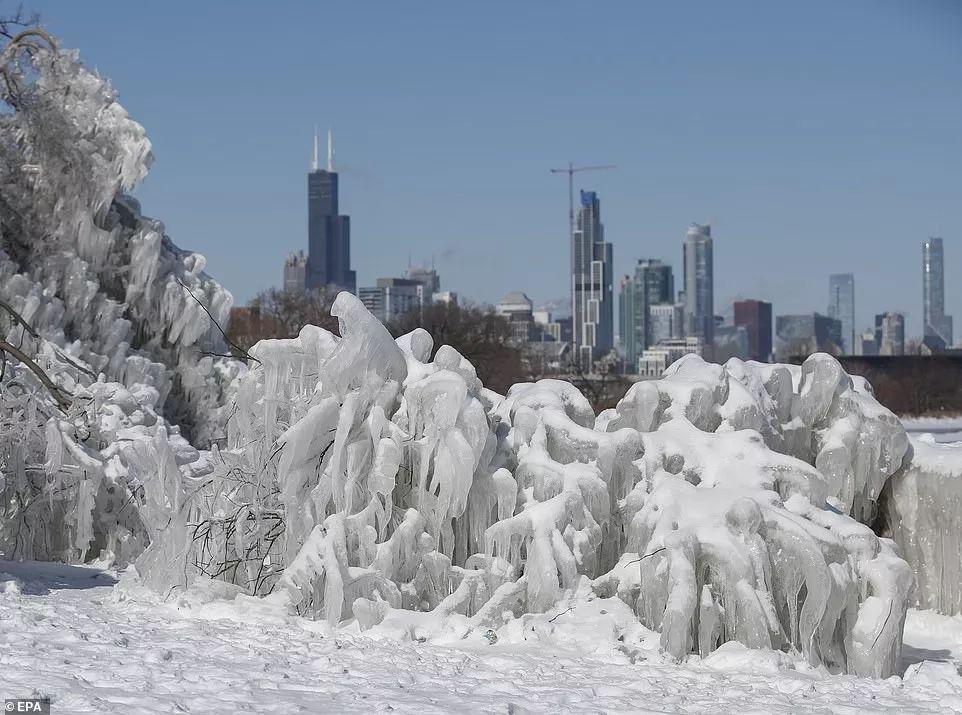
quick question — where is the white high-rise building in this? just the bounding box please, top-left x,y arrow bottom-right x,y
572,190 -> 613,369
828,273 -> 855,354
683,223 -> 714,346
923,237 -> 953,346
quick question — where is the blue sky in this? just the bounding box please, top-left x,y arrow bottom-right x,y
38,1 -> 962,339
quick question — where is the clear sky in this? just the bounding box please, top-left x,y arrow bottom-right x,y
36,0 -> 962,339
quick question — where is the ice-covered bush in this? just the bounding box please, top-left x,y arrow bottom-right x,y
133,289 -> 916,677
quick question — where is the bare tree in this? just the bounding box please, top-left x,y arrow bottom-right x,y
0,4 -> 38,41
558,349 -> 630,413
387,302 -> 524,394
227,288 -> 338,354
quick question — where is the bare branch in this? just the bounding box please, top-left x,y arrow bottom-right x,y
0,299 -> 96,378
0,4 -> 39,41
174,276 -> 260,365
0,338 -> 71,412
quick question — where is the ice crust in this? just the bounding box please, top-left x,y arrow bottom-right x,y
0,37 -> 940,679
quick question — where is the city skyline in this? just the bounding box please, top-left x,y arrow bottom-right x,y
39,1 -> 962,339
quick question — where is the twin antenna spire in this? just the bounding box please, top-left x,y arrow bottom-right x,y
311,126 -> 334,172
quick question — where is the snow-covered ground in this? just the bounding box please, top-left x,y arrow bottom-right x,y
2,561 -> 961,714
902,416 -> 962,444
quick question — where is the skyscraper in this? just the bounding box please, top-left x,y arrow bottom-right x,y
774,313 -> 842,361
283,250 -> 307,292
619,259 -> 674,371
923,237 -> 953,346
734,299 -> 773,362
618,275 -> 637,368
875,312 -> 905,356
683,223 -> 714,346
572,190 -> 613,368
358,277 -> 428,324
306,130 -> 355,294
827,273 -> 855,354
649,303 -> 683,345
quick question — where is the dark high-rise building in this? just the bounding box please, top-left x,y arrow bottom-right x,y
306,130 -> 355,294
734,299 -> 773,362
683,223 -> 714,346
775,313 -> 842,361
875,312 -> 905,356
572,190 -> 613,368
923,237 -> 952,346
827,273 -> 855,354
619,259 -> 674,371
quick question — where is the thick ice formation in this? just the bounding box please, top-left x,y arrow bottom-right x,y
880,435 -> 962,615
0,33 -> 234,563
128,290 -> 915,677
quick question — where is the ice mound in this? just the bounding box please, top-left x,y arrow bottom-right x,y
880,435 -> 962,615
131,292 -> 915,677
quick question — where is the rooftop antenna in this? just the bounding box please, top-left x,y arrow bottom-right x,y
327,128 -> 334,172
311,126 -> 319,171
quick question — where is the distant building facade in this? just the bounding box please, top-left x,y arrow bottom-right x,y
828,273 -> 855,354
733,299 -> 773,362
533,310 -> 563,342
923,237 -> 953,346
857,329 -> 878,356
649,302 -> 684,346
713,324 -> 750,362
433,290 -> 458,306
637,337 -> 703,378
683,223 -> 714,347
359,278 -> 429,324
619,259 -> 674,372
572,191 -> 614,368
875,312 -> 905,356
306,131 -> 355,294
496,291 -> 536,342
775,313 -> 842,361
283,250 -> 307,292
407,266 -> 440,294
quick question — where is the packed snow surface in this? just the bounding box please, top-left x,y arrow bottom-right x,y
2,560 -> 962,714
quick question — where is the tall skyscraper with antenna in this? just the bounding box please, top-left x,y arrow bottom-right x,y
306,128 -> 355,294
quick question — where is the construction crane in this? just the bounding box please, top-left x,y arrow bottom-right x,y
550,162 -> 617,242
